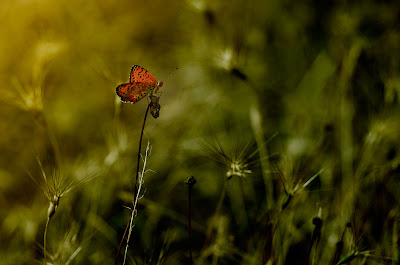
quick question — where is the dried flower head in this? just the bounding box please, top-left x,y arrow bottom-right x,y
4,40 -> 65,114
28,156 -> 101,217
200,136 -> 258,179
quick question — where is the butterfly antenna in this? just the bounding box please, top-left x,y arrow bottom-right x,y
162,67 -> 178,80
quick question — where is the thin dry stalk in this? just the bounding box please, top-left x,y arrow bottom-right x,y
115,103 -> 151,265
122,141 -> 152,265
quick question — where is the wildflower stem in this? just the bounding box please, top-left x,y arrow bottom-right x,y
134,103 -> 151,201
185,176 -> 197,265
115,103 -> 151,265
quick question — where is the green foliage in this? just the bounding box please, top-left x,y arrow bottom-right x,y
0,0 -> 399,264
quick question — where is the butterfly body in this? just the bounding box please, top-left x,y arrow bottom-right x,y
116,65 -> 163,104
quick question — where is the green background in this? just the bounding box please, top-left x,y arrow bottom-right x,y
0,0 -> 399,264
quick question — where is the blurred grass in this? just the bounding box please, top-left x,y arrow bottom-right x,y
1,0 -> 400,264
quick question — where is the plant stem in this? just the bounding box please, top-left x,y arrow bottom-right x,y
32,111 -> 60,265
185,176 -> 196,265
134,103 -> 150,201
115,103 -> 151,265
188,185 -> 193,265
115,215 -> 131,265
44,216 -> 51,265
123,141 -> 151,265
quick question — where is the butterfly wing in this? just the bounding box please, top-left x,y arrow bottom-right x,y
116,82 -> 156,104
130,65 -> 157,84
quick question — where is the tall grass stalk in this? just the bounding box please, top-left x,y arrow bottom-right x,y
250,106 -> 274,209
338,39 -> 364,226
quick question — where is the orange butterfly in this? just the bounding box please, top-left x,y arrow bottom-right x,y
116,65 -> 163,104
